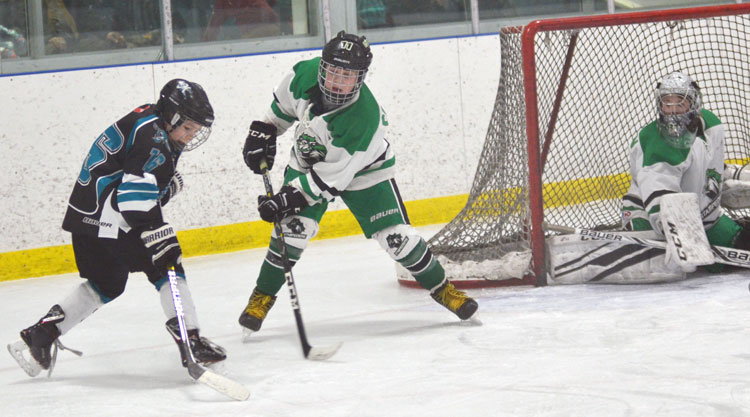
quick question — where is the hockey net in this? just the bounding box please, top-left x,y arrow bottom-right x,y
398,4 -> 750,288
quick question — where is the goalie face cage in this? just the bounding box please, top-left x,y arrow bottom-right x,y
399,4 -> 750,289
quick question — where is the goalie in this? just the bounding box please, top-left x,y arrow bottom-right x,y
549,71 -> 750,284
621,71 -> 750,259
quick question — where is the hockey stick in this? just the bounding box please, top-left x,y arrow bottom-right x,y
167,268 -> 250,401
259,161 -> 341,361
545,223 -> 750,269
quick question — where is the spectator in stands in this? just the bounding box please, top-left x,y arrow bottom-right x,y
0,0 -> 28,57
203,0 -> 280,41
357,0 -> 391,29
43,0 -> 78,54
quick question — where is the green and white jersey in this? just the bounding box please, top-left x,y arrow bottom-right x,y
622,109 -> 725,231
263,57 -> 395,206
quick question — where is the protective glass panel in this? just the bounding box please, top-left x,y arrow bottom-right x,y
42,0 -> 166,55
1,0 -> 28,58
180,0 -> 309,43
358,0 -> 471,29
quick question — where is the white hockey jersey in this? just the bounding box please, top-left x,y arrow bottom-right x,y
263,57 -> 395,206
622,109 -> 725,232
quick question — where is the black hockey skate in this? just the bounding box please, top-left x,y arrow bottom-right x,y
431,281 -> 478,320
7,304 -> 82,377
165,318 -> 227,367
20,305 -> 64,369
238,287 -> 277,332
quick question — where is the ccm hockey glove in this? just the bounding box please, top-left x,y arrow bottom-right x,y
257,185 -> 307,222
243,121 -> 277,174
141,223 -> 182,273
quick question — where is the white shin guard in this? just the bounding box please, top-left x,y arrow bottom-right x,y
56,281 -> 105,335
159,276 -> 199,330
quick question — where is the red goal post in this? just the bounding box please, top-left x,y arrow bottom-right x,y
398,3 -> 750,289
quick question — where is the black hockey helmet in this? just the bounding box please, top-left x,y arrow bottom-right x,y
156,79 -> 214,151
318,31 -> 373,105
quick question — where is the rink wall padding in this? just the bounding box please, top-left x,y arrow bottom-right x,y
0,35 -> 500,257
0,194 -> 468,282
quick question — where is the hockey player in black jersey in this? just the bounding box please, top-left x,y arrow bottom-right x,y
7,79 -> 227,377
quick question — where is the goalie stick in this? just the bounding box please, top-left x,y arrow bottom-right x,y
258,160 -> 341,361
545,223 -> 750,269
167,268 -> 250,401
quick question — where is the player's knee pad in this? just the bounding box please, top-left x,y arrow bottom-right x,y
373,224 -> 424,262
265,215 -> 319,269
374,224 -> 445,289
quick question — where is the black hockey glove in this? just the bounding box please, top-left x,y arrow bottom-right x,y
159,171 -> 183,206
141,223 -> 182,273
243,121 -> 277,174
257,185 -> 308,222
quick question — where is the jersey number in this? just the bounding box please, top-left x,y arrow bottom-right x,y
78,128 -> 124,186
143,148 -> 166,172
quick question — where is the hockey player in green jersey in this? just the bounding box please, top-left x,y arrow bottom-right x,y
238,31 -> 478,334
621,71 -> 750,267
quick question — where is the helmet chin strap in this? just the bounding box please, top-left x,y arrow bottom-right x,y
168,112 -> 183,129
164,114 -> 187,152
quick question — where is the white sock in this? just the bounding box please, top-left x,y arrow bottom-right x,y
159,277 -> 200,330
56,281 -> 105,335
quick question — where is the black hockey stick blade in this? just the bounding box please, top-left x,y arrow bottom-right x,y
187,362 -> 250,401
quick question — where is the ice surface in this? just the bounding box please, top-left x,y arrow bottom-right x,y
3,226 -> 750,416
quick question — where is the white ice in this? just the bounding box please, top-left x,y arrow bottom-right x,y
3,225 -> 750,417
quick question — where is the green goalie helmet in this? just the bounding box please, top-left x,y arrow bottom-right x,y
655,71 -> 702,149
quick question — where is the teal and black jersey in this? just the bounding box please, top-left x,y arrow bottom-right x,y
62,104 -> 180,239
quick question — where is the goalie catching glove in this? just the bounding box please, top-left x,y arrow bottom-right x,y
257,185 -> 307,222
141,223 -> 182,273
243,121 -> 277,174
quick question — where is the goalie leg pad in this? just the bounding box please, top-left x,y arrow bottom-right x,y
546,233 -> 685,284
